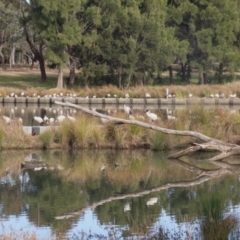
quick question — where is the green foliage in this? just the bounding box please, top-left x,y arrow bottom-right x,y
38,130 -> 53,148
152,133 -> 168,150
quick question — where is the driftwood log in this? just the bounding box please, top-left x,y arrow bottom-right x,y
55,101 -> 240,161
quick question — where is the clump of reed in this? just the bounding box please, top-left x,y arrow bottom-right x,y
200,195 -> 238,240
39,114 -> 106,148
0,119 -> 40,149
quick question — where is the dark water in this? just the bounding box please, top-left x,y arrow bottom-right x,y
0,149 -> 240,239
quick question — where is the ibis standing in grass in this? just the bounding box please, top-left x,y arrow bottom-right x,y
145,110 -> 159,122
124,104 -> 132,119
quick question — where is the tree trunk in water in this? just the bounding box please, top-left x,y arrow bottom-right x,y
218,63 -> 223,83
38,56 -> 46,82
168,65 -> 173,85
57,67 -> 63,89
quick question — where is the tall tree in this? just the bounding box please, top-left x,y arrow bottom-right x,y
167,0 -> 240,84
28,0 -> 82,89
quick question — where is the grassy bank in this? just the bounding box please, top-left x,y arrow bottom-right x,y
1,107 -> 240,150
0,67 -> 240,98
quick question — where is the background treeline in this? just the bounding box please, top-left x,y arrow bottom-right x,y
1,0 -> 240,89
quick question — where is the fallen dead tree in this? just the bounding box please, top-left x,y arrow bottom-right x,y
54,101 -> 240,161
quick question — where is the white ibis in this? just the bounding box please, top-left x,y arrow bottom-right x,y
57,115 -> 66,123
43,115 -> 49,122
229,93 -> 236,98
33,116 -> 44,124
145,110 -> 158,122
67,114 -> 76,122
124,104 -> 132,119
3,115 -> 11,124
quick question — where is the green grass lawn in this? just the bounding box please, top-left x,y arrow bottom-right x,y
0,75 -> 60,89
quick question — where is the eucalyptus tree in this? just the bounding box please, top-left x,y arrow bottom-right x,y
0,0 -> 23,68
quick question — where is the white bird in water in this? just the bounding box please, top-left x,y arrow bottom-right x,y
124,202 -> 131,212
125,93 -> 129,98
145,110 -> 159,122
146,197 -> 158,206
188,93 -> 193,98
145,93 -> 151,98
124,104 -> 132,119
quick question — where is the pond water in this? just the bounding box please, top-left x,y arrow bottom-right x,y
0,149 -> 240,239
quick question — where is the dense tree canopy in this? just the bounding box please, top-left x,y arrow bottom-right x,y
1,0 -> 240,88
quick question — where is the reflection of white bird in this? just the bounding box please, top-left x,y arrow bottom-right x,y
124,104 -> 132,119
145,110 -> 158,122
146,197 -> 158,206
124,202 -> 131,212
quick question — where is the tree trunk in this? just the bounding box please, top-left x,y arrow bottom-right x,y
218,63 -> 223,83
57,67 -> 64,89
198,72 -> 204,85
168,65 -> 173,85
9,45 -> 16,68
38,55 -> 46,82
68,58 -> 76,88
0,45 -> 5,69
203,72 -> 208,84
23,26 -> 47,82
181,62 -> 186,82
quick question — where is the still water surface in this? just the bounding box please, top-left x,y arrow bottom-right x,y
0,149 -> 240,239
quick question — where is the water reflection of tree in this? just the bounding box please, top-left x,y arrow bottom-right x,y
1,149 -> 240,238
